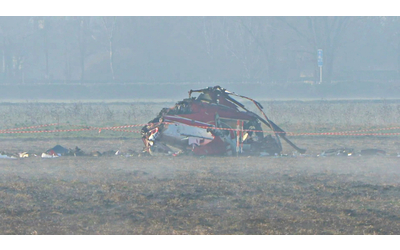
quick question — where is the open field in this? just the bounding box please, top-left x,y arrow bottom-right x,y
1,100 -> 400,234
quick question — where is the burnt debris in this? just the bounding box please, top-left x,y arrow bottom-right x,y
141,86 -> 305,156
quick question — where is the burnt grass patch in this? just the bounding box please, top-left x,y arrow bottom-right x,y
1,142 -> 400,235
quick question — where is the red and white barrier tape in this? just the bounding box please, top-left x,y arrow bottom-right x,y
1,122 -> 400,136
286,132 -> 400,136
0,123 -> 61,132
0,128 -> 94,134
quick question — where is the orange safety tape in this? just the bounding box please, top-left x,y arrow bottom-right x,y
323,126 -> 400,134
0,123 -> 156,134
1,122 -> 400,136
0,128 -> 96,134
0,123 -> 61,131
286,132 -> 400,136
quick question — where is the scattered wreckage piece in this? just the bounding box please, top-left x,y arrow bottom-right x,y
0,151 -> 36,159
0,152 -> 18,159
141,86 -> 306,156
39,145 -> 138,158
19,152 -> 30,158
41,145 -> 66,158
42,145 -> 85,158
41,152 -> 60,158
319,148 -> 355,157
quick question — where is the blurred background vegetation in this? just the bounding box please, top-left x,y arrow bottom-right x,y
1,16 -> 400,85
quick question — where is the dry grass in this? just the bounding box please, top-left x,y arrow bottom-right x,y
0,138 -> 400,235
1,99 -> 400,133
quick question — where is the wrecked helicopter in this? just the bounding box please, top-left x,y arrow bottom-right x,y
141,86 -> 305,156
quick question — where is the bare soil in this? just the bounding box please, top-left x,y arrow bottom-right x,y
1,137 -> 400,235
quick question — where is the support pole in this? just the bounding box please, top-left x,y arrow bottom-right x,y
319,66 -> 322,84
236,120 -> 240,157
241,121 -> 244,153
317,49 -> 323,84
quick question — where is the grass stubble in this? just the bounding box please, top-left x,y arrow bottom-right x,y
0,138 -> 400,235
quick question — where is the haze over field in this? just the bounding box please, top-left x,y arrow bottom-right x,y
2,13 -> 400,237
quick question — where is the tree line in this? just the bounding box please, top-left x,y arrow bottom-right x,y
1,16 -> 399,84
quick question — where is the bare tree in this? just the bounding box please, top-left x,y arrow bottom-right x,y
102,17 -> 117,81
277,16 -> 354,83
78,17 -> 91,83
0,17 -> 32,83
236,17 -> 278,81
36,17 -> 51,81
